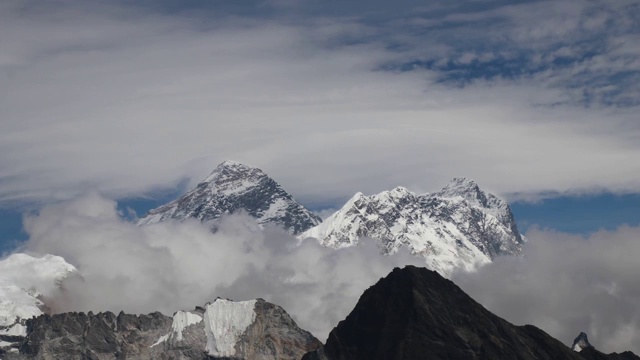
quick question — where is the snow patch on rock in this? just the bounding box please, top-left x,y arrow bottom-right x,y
151,310 -> 203,347
203,299 -> 257,357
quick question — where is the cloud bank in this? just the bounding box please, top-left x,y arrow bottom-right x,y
454,226 -> 640,354
0,0 -> 639,207
19,193 -> 423,340
7,192 -> 640,353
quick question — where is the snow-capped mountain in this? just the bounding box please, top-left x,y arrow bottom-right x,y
301,177 -> 524,274
138,161 -> 322,235
0,253 -> 76,352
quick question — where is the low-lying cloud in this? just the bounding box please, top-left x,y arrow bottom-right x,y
19,193 -> 423,340
454,226 -> 640,354
11,193 -> 640,353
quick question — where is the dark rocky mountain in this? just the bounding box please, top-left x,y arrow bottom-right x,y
573,332 -> 594,352
301,178 -> 524,275
1,298 -> 321,360
138,161 -> 322,235
572,332 -> 640,360
302,266 -> 639,360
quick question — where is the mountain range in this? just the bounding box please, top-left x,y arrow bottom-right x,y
1,161 -> 635,359
139,161 -> 524,274
1,261 -> 636,359
137,160 -> 322,235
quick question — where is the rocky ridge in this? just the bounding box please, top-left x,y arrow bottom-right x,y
1,298 -> 320,360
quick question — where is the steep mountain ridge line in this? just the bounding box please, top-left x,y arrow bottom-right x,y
302,265 -> 639,360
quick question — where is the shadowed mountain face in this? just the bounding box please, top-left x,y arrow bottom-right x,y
303,266 -> 639,360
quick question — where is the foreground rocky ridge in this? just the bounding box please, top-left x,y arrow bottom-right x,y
302,266 -> 639,360
1,265 -> 636,360
0,298 -> 321,360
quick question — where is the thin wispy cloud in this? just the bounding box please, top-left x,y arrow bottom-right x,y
0,0 -> 638,207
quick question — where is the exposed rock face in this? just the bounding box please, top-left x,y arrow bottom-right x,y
573,332 -> 594,352
302,266 -> 638,360
16,311 -> 172,360
301,178 -> 524,274
2,298 -> 321,360
138,160 -> 321,235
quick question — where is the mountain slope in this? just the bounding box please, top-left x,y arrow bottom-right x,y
300,178 -> 524,274
4,298 -> 321,360
138,161 -> 321,235
302,266 -> 637,360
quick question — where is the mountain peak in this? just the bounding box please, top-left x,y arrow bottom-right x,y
571,332 -> 593,352
202,160 -> 265,185
303,265 -> 584,360
436,177 -> 482,198
449,176 -> 478,187
219,159 -> 250,167
139,161 -> 321,234
301,177 -> 524,274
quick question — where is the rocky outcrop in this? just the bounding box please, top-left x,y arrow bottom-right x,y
302,266 -> 638,360
573,332 -> 594,352
3,298 -> 321,360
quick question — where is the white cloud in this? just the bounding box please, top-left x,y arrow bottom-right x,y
19,193 -> 423,340
16,192 -> 640,354
454,225 -> 640,354
0,0 -> 638,207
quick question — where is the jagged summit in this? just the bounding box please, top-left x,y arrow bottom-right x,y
201,160 -> 263,185
138,161 -> 321,235
572,332 -> 593,352
434,177 -> 512,221
301,178 -> 524,275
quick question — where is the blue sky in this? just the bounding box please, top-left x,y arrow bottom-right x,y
1,0 -> 639,252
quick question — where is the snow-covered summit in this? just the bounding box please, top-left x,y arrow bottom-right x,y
138,161 -> 321,235
301,178 -> 524,275
435,177 -> 506,215
0,253 -> 76,351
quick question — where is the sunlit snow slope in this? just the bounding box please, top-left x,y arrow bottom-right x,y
301,178 -> 524,275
